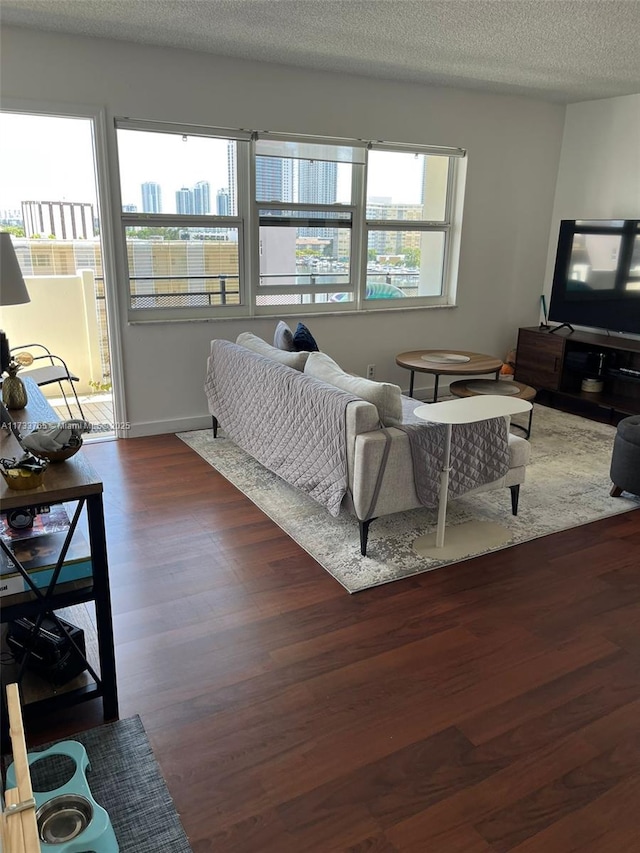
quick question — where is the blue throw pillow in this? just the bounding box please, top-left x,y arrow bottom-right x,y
292,322 -> 319,352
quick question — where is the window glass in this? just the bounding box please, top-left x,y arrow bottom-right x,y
254,156 -> 353,205
258,220 -> 351,306
117,129 -> 237,216
125,226 -> 240,308
367,151 -> 449,221
115,120 -> 464,318
366,230 -> 445,298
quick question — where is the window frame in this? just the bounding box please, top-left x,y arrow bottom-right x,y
114,118 -> 466,321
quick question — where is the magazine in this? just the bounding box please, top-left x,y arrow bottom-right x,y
0,508 -> 93,598
0,505 -> 72,540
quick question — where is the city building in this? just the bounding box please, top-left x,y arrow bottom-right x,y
298,160 -> 337,205
175,181 -> 211,215
193,181 -> 210,215
226,140 -> 237,216
216,188 -> 230,216
255,156 -> 286,202
0,208 -> 23,226
175,187 -> 193,214
141,181 -> 162,213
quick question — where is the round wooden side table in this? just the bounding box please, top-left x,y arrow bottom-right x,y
395,350 -> 503,402
449,378 -> 536,438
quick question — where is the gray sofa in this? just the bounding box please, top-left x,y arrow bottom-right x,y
204,335 -> 531,555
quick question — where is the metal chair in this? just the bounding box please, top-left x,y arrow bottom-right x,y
11,343 -> 85,419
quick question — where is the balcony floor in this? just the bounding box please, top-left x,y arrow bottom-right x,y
50,392 -> 115,440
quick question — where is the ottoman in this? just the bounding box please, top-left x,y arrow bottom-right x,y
610,415 -> 640,497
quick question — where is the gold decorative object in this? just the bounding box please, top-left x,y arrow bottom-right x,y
2,359 -> 28,410
13,351 -> 34,368
0,453 -> 48,490
1,467 -> 45,490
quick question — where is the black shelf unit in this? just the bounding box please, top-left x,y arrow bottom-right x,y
1,379 -> 118,750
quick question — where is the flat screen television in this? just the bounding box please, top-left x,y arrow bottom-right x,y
548,219 -> 640,336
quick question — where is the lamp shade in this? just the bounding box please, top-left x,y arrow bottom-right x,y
0,232 -> 30,306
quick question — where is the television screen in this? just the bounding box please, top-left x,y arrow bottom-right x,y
548,220 -> 640,335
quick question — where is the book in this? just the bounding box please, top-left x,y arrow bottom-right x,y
1,508 -> 93,598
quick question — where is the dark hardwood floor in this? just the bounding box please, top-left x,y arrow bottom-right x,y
21,433 -> 640,852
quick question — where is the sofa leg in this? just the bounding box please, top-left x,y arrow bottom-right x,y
510,485 -> 520,515
610,483 -> 623,497
212,416 -> 218,438
359,519 -> 375,556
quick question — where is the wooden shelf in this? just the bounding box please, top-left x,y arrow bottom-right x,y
515,327 -> 640,421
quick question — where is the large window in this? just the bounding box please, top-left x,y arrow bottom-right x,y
115,120 -> 465,320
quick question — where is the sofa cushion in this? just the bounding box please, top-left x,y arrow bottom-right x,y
273,320 -> 294,351
305,351 -> 403,426
292,322 -> 319,352
236,332 -> 309,370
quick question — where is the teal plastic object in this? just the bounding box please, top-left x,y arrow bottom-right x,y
6,740 -> 119,852
330,281 -> 407,301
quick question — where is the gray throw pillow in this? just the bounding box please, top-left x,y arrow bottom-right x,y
273,320 -> 294,351
305,351 -> 403,426
236,332 -> 309,370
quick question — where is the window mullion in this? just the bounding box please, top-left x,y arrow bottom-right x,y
237,138 -> 254,314
352,149 -> 367,309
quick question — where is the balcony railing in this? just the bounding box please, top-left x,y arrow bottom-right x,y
129,274 -> 240,308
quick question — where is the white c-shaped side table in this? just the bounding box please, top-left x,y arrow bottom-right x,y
413,394 -> 533,552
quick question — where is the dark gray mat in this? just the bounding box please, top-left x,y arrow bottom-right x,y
11,715 -> 192,852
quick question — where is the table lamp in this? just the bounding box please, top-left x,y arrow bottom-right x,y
1,232 -> 31,374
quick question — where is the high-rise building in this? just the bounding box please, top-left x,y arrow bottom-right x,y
298,161 -> 337,205
227,141 -> 237,216
176,187 -> 193,214
255,156 -> 285,202
216,188 -> 230,216
298,161 -> 338,237
141,182 -> 162,213
21,201 -> 95,239
193,181 -> 211,215
123,203 -> 138,213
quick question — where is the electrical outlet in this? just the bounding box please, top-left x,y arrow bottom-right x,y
366,364 -> 375,379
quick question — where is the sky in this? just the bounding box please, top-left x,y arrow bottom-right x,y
0,112 -> 427,214
0,114 -> 98,210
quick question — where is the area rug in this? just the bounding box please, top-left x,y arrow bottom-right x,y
10,716 -> 192,852
178,405 -> 639,593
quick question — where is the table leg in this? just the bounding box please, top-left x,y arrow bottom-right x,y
435,423 -> 453,548
511,406 -> 534,439
86,493 -> 119,720
409,370 -> 415,397
433,374 -> 440,403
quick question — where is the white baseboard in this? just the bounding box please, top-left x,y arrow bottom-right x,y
124,414 -> 212,438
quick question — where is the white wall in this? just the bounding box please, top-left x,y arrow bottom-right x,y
0,27 -> 566,434
2,272 -> 102,396
542,94 -> 640,328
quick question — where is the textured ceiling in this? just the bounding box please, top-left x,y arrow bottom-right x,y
2,0 -> 640,103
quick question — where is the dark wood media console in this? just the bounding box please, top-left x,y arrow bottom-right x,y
515,326 -> 640,421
